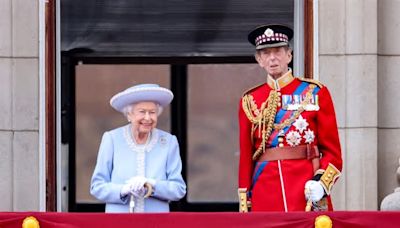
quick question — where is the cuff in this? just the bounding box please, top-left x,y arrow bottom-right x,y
319,163 -> 341,195
238,188 -> 250,212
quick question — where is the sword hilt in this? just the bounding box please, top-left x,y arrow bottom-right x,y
305,188 -> 312,212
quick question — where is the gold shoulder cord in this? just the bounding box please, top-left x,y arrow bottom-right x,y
242,85 -> 316,160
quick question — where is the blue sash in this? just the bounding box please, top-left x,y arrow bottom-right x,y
250,82 -> 321,194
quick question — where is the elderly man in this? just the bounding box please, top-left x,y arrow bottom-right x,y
238,24 -> 342,212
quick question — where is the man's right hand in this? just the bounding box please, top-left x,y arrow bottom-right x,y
304,180 -> 325,202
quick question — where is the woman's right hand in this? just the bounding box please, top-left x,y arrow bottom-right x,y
120,183 -> 133,197
124,176 -> 147,197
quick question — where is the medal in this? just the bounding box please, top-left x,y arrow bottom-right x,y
304,95 -> 320,111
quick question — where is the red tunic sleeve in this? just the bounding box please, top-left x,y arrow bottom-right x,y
238,98 -> 254,191
316,87 -> 343,172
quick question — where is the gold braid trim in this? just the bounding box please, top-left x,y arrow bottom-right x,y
241,84 -> 317,160
242,90 -> 280,160
319,163 -> 341,195
238,188 -> 250,212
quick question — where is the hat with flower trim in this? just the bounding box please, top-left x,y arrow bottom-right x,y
110,83 -> 173,113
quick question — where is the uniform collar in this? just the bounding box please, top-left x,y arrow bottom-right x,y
267,70 -> 294,90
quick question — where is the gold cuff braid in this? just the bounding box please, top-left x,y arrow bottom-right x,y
238,188 -> 251,212
319,163 -> 341,195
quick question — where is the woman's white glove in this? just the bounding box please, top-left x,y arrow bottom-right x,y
126,176 -> 147,197
304,180 -> 325,202
120,183 -> 133,197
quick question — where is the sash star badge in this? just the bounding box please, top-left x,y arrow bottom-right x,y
286,130 -> 301,147
303,129 -> 315,144
293,115 -> 309,133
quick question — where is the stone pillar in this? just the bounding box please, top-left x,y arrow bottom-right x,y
319,0 -> 378,210
378,0 -> 400,207
0,0 -> 40,211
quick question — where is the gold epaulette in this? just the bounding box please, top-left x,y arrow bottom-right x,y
298,77 -> 324,88
242,82 -> 265,97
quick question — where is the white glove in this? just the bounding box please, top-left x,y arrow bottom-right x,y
126,176 -> 147,197
121,183 -> 133,197
304,180 -> 325,202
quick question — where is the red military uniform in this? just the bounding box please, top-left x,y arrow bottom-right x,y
238,71 -> 342,212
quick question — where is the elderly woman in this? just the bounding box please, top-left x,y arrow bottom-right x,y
90,83 -> 186,213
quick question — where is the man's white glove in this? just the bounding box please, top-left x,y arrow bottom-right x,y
126,176 -> 147,197
304,180 -> 325,202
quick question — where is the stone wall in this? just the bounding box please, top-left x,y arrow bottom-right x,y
377,0 -> 400,207
0,0 -> 40,211
319,0 -> 378,210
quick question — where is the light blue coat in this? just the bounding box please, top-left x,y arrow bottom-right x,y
90,125 -> 186,212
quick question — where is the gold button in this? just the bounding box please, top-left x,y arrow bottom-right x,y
278,137 -> 284,143
327,174 -> 331,178
325,177 -> 329,181
279,143 -> 284,147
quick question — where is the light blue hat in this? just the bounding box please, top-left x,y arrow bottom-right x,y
110,84 -> 174,113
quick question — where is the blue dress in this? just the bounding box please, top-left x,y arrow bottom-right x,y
90,125 -> 187,212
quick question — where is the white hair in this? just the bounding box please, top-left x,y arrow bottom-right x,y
122,102 -> 163,118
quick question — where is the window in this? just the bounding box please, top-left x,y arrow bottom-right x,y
74,64 -> 171,204
58,0 -> 307,211
187,64 -> 265,202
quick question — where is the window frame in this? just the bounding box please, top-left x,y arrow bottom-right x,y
50,0 -> 316,211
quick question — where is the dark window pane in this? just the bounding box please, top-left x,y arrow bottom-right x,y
187,64 -> 266,202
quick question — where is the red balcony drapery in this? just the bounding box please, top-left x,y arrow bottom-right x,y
1,211 -> 399,228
